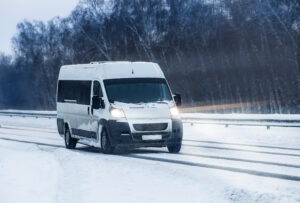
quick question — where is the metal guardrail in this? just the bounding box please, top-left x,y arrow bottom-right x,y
182,117 -> 300,129
182,117 -> 300,123
0,112 -> 56,119
1,111 -> 300,129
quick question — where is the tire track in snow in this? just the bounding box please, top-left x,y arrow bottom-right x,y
0,137 -> 64,148
0,131 -> 61,142
136,150 -> 300,168
3,125 -> 300,154
1,137 -> 300,181
2,125 -> 300,157
132,149 -> 300,169
123,154 -> 300,182
175,152 -> 300,168
183,144 -> 300,157
183,139 -> 300,151
0,126 -> 57,134
3,130 -> 300,169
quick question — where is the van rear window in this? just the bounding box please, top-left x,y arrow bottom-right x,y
57,80 -> 91,105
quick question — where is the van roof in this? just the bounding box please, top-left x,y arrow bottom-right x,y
58,61 -> 165,80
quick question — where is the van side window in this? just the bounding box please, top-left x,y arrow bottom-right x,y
57,80 -> 91,105
77,81 -> 92,105
93,81 -> 103,97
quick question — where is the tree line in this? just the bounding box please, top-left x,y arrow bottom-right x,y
0,0 -> 299,113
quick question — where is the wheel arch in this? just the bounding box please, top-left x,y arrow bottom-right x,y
99,119 -> 115,146
64,121 -> 73,136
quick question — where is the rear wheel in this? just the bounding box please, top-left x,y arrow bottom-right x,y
167,141 -> 182,153
101,128 -> 114,154
64,127 -> 77,149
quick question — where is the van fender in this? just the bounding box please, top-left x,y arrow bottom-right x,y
168,118 -> 183,144
96,123 -> 103,144
98,119 -> 116,146
57,118 -> 64,135
64,121 -> 73,137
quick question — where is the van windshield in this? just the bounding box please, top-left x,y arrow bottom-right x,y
104,78 -> 172,103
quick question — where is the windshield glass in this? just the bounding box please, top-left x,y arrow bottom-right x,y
104,78 -> 172,103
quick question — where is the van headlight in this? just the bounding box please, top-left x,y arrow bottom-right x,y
170,107 -> 179,117
110,108 -> 125,118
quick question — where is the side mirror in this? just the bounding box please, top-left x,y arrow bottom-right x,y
173,93 -> 182,106
92,96 -> 105,109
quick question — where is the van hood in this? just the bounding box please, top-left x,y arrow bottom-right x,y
112,101 -> 173,119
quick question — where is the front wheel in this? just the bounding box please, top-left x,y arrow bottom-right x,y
64,127 -> 77,149
167,141 -> 182,153
101,128 -> 115,154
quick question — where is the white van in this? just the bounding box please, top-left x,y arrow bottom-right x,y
56,61 -> 183,154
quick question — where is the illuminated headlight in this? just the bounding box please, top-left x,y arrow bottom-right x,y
170,107 -> 179,117
110,108 -> 125,118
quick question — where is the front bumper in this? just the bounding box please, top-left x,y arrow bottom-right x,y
106,119 -> 183,148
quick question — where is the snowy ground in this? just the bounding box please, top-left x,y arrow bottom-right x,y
0,114 -> 300,203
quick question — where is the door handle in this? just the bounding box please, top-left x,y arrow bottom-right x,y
87,107 -> 90,115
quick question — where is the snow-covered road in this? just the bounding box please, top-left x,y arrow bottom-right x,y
0,115 -> 300,203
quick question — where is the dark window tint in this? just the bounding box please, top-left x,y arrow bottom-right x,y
93,81 -> 103,97
57,80 -> 91,105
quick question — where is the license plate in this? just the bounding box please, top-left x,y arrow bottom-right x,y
142,135 -> 162,141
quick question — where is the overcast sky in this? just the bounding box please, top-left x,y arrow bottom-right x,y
0,0 -> 79,55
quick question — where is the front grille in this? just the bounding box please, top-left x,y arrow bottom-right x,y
133,123 -> 168,131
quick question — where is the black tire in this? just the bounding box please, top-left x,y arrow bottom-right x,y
101,128 -> 114,154
167,141 -> 182,153
64,127 -> 77,149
